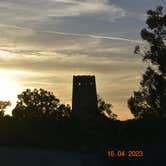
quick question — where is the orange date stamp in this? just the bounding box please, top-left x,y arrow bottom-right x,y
108,150 -> 144,158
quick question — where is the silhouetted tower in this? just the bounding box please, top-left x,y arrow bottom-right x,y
72,75 -> 98,120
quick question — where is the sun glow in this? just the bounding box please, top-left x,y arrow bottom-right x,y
0,78 -> 20,114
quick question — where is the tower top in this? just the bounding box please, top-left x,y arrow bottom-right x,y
73,75 -> 95,84
73,75 -> 95,77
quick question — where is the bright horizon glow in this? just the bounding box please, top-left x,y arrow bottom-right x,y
0,78 -> 20,114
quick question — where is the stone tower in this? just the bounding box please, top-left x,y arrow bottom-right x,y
72,75 -> 98,120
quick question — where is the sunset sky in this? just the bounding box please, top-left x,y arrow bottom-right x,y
0,0 -> 162,120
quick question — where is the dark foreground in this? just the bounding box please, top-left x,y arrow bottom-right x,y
0,118 -> 165,165
0,144 -> 165,166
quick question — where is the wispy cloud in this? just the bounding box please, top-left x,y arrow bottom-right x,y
50,0 -> 126,19
39,30 -> 143,43
0,0 -> 126,24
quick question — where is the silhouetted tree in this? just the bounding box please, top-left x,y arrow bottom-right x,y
98,96 -> 117,120
0,101 -> 11,119
12,88 -> 71,120
128,6 -> 166,119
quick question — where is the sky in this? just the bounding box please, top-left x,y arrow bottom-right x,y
0,0 -> 163,120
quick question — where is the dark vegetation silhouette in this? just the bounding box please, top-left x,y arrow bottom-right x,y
12,88 -> 71,120
128,6 -> 166,119
97,96 -> 117,120
10,88 -> 116,121
0,101 -> 11,119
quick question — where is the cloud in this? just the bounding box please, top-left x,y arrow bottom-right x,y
51,0 -> 126,19
42,30 -> 143,43
0,0 -> 126,28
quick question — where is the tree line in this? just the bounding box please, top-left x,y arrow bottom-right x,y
0,88 -> 117,121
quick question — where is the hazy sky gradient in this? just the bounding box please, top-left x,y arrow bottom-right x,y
0,0 -> 162,120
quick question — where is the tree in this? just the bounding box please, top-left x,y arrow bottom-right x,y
0,101 -> 11,119
128,6 -> 166,119
98,96 -> 117,120
12,88 -> 71,120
